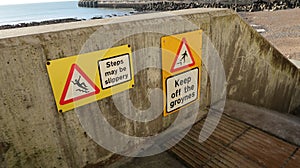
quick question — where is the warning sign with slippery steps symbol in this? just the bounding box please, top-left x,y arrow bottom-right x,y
170,38 -> 195,73
60,64 -> 100,105
46,45 -> 134,113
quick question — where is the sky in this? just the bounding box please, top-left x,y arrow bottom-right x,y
0,0 -> 74,6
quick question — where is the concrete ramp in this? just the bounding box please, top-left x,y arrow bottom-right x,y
0,8 -> 299,167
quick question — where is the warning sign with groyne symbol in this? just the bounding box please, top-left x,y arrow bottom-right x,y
161,30 -> 202,116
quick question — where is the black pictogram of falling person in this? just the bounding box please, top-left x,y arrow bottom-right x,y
71,76 -> 89,93
177,50 -> 188,65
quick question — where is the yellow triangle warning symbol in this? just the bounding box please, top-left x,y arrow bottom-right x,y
171,38 -> 195,72
60,64 -> 100,105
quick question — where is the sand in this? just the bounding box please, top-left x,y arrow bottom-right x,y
239,8 -> 300,60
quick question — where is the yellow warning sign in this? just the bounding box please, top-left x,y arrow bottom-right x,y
46,45 -> 134,113
161,30 -> 202,116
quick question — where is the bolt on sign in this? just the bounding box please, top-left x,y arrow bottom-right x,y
161,30 -> 202,117
46,45 -> 134,113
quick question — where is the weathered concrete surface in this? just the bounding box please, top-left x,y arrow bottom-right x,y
107,152 -> 187,168
290,59 -> 300,69
225,100 -> 300,146
206,11 -> 300,114
0,8 -> 299,167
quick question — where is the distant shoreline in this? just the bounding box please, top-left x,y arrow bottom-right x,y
0,12 -> 138,30
0,18 -> 84,30
0,1 -> 135,30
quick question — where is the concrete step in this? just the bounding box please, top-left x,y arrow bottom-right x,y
225,100 -> 300,146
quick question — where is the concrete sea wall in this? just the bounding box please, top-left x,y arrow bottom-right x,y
0,8 -> 299,167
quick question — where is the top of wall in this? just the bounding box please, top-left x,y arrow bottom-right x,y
0,8 -> 227,39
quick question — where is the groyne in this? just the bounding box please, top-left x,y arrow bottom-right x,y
78,0 -> 149,8
78,0 -> 300,12
0,18 -> 85,30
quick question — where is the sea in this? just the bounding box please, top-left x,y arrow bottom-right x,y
0,1 -> 135,26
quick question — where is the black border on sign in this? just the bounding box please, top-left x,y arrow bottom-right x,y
165,67 -> 199,113
98,53 -> 132,90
